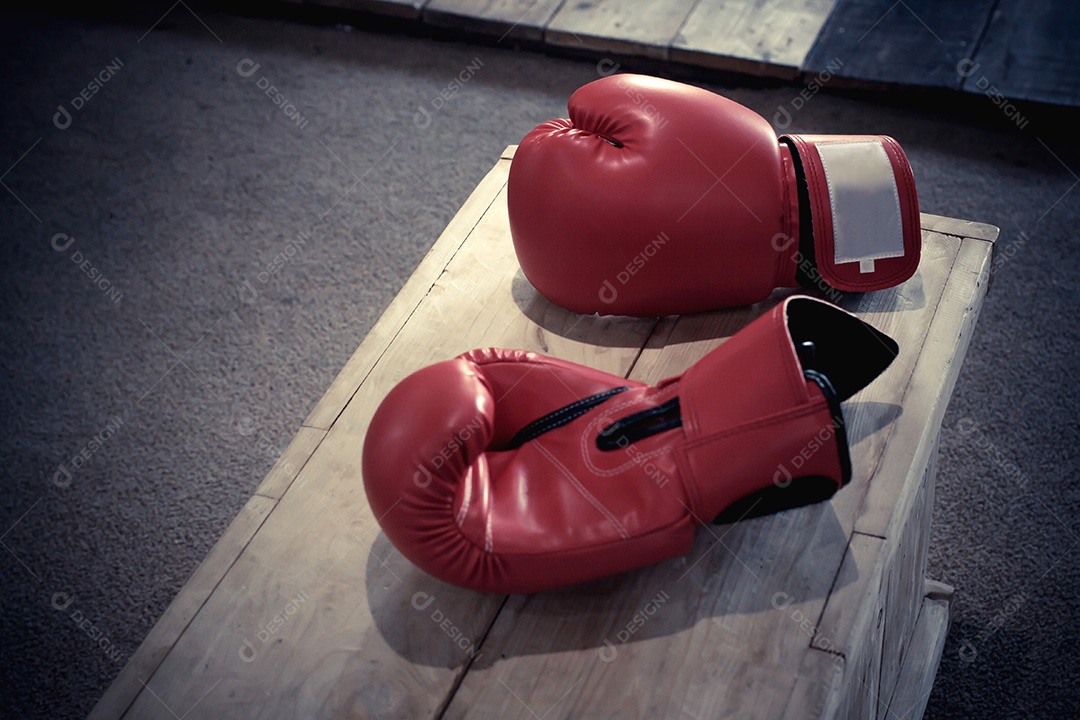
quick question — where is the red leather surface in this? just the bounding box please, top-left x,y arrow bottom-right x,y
508,75 -> 921,316
362,297 -> 885,594
508,74 -> 796,316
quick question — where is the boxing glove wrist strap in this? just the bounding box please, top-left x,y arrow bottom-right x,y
781,134 -> 921,293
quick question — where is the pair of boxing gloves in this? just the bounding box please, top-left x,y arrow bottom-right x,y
363,74 -> 918,594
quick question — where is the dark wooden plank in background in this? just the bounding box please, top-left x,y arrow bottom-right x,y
802,0 -> 997,89
304,0 -> 1080,106
962,0 -> 1080,106
424,0 -> 564,43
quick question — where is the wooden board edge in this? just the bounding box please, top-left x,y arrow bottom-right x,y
875,447 -> 935,710
87,495 -> 277,720
422,6 -> 550,43
811,531 -> 885,656
251,426 -> 328,499
810,527 -> 899,720
882,584 -> 953,720
923,578 -> 954,602
543,27 -> 672,61
302,154 -> 513,430
784,645 -> 847,719
854,235 -> 993,538
920,213 -> 1000,243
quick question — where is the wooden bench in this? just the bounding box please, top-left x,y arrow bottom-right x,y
90,146 -> 997,720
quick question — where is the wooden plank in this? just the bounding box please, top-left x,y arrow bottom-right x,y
544,0 -> 699,60
87,495 -> 276,720
876,450 -> 934,713
802,0 -> 997,90
884,584 -> 953,720
812,532 -> 885,720
854,236 -> 992,537
671,0 -> 838,79
812,532 -> 882,656
119,153 -> 660,719
961,0 -> 1080,107
444,526 -> 851,719
252,426 -> 327,500
785,648 -> 846,720
813,233 -> 989,717
302,146 -> 516,430
814,232 -> 988,716
919,213 -> 999,243
123,484 -> 494,719
304,0 -> 429,20
841,592 -> 885,720
423,0 -> 561,43
444,226 -> 970,718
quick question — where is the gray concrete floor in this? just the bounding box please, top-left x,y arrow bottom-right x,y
1,5 -> 1077,719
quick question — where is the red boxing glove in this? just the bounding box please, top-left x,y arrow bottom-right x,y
508,74 -> 921,316
362,297 -> 897,594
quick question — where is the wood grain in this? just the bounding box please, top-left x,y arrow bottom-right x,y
854,236 -> 992,537
885,583 -> 953,720
672,0 -> 838,79
802,0 -> 997,89
443,503 -> 854,719
423,0 -> 562,43
253,426 -> 327,500
919,212 -> 1000,243
877,451 -> 934,714
294,1 -> 1074,106
544,0 -> 699,60
961,0 -> 1080,106
443,224 -> 989,718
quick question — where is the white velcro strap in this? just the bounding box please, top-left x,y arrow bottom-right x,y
817,140 -> 905,272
